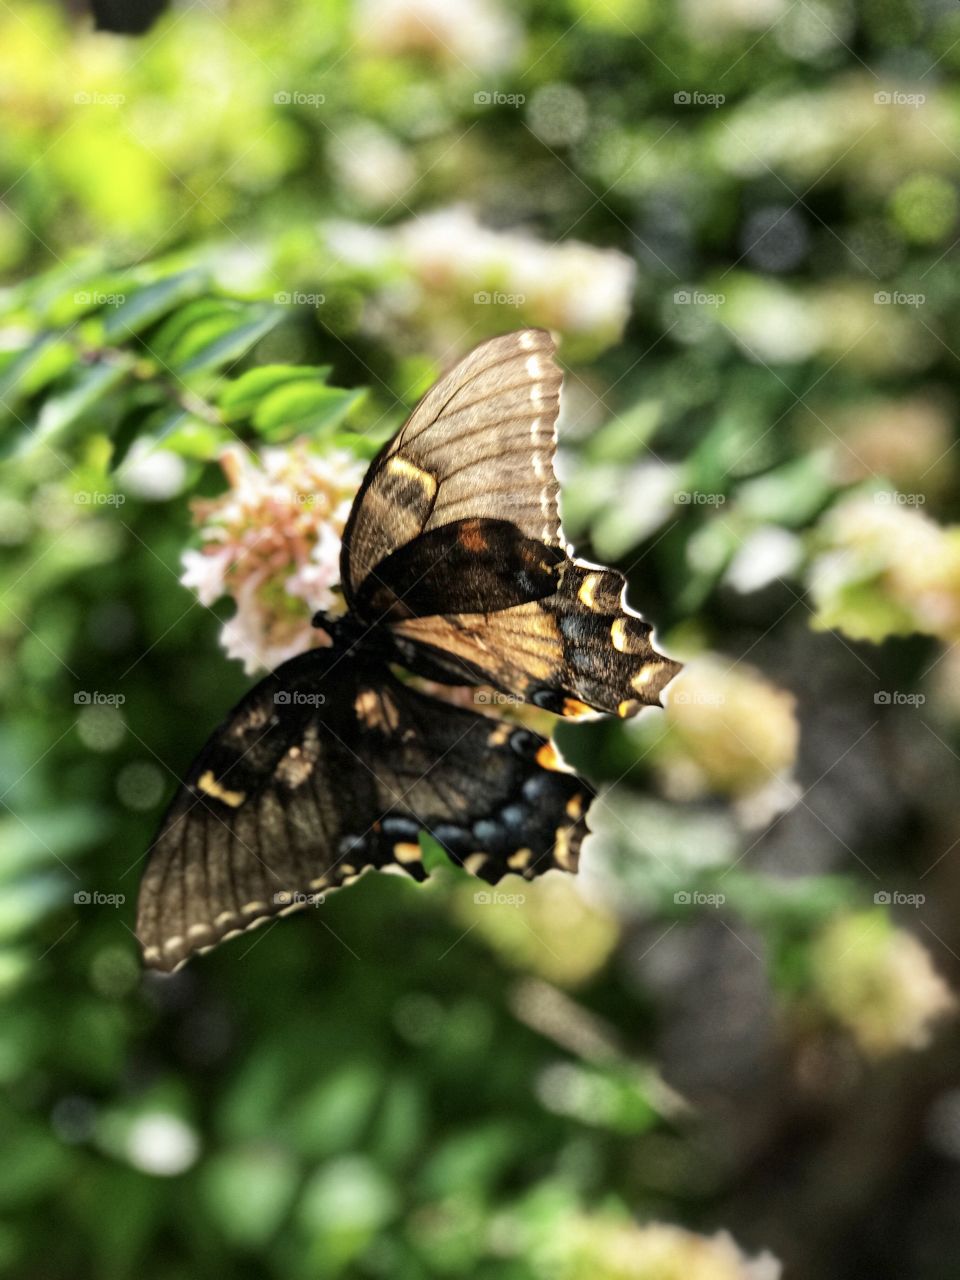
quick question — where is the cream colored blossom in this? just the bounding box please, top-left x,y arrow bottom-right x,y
354,0 -> 521,71
810,912 -> 955,1056
651,657 -> 798,800
809,493 -> 960,643
180,443 -> 365,674
325,206 -> 636,348
823,396 -> 952,495
539,1217 -> 780,1280
453,874 -> 618,988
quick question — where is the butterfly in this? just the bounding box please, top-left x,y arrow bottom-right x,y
137,329 -> 680,972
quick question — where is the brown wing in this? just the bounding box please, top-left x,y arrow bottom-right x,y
136,647 -> 592,972
341,329 -> 562,605
391,561 -> 682,719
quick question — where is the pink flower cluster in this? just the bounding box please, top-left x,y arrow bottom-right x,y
181,443 -> 366,674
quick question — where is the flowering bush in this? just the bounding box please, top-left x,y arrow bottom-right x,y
181,444 -> 364,673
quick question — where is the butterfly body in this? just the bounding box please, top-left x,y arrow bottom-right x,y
137,330 -> 679,972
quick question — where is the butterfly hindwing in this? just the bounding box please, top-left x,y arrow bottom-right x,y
136,648 -> 592,971
391,560 -> 681,718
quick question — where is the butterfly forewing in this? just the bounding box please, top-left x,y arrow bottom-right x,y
136,648 -> 592,971
341,328 -> 563,605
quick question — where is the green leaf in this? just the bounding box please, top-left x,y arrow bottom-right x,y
101,269 -> 208,341
419,832 -> 457,874
0,336 -> 75,422
151,409 -> 232,460
177,306 -> 282,374
151,298 -> 236,358
202,1147 -> 300,1248
219,364 -> 332,421
254,383 -> 364,440
22,357 -> 133,455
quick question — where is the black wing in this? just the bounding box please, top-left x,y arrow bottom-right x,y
136,647 -> 592,972
389,560 -> 682,717
337,328 -> 680,717
340,328 -> 563,607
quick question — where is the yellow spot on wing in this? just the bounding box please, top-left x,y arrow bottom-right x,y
197,770 -> 245,807
508,847 -> 533,870
387,454 -> 436,488
553,826 -> 575,870
578,573 -> 602,609
394,842 -> 421,863
562,698 -> 593,718
611,618 -> 629,652
536,741 -> 561,770
565,794 -> 584,820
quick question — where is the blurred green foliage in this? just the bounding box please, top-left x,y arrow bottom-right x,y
4,1 -> 960,1278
